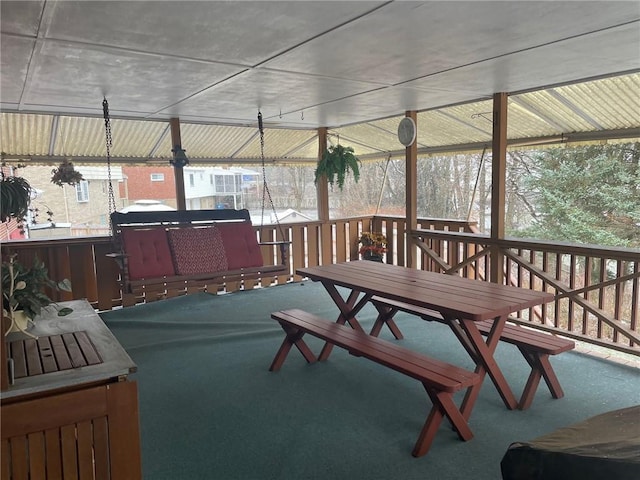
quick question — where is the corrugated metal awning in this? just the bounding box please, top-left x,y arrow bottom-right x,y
1,73 -> 639,167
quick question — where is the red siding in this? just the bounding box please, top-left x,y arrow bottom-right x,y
122,166 -> 177,207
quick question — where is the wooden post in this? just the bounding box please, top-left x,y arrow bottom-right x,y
405,111 -> 418,269
490,93 -> 508,284
170,118 -> 187,211
1,311 -> 8,390
316,128 -> 333,265
317,127 -> 329,222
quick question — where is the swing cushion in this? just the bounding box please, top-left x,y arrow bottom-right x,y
121,228 -> 175,280
167,226 -> 229,275
216,222 -> 264,270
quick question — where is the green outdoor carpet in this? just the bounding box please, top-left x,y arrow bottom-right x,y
100,282 -> 640,480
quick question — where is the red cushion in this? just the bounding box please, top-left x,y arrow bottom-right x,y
121,228 -> 175,280
166,227 -> 228,275
216,222 -> 263,270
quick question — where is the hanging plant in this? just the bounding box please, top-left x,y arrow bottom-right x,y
0,166 -> 32,223
51,159 -> 84,187
314,144 -> 361,191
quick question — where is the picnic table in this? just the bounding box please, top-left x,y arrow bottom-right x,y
296,261 -> 557,417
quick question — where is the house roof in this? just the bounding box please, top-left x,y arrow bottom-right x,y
1,1 -> 639,165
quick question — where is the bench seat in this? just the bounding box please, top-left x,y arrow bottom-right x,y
269,308 -> 481,457
370,296 -> 575,409
109,209 -> 289,305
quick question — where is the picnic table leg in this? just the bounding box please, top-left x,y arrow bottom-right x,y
447,315 -> 518,417
269,326 -> 317,371
370,304 -> 404,340
318,286 -> 370,361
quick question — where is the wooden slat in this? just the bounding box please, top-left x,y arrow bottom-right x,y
93,417 -> 110,480
1,385 -> 108,438
62,333 -> 87,368
74,331 -> 102,365
60,424 -> 79,480
27,432 -> 46,480
50,334 -> 73,370
68,244 -> 99,302
37,336 -> 58,373
1,439 -> 10,480
77,420 -> 94,480
45,428 -> 63,480
10,341 -> 27,378
106,381 -> 142,479
10,436 -> 29,480
24,338 -> 43,376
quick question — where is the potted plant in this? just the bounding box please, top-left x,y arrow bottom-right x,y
358,232 -> 387,262
51,159 -> 84,186
2,254 -> 73,337
0,168 -> 32,223
314,144 -> 361,191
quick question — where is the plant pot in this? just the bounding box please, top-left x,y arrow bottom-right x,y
5,310 -> 34,335
362,252 -> 384,262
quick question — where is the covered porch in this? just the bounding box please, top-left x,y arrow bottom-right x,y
1,2 -> 639,478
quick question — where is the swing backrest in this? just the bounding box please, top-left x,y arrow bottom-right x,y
110,208 -> 263,281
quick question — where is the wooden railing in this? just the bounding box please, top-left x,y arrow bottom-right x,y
2,215 -> 638,356
411,228 -> 639,357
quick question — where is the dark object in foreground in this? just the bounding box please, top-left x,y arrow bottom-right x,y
501,405 -> 640,480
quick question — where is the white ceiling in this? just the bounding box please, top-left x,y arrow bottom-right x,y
2,0 -> 639,131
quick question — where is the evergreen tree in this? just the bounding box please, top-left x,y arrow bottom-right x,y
514,143 -> 640,247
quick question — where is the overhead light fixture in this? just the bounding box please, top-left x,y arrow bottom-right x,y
170,145 -> 189,168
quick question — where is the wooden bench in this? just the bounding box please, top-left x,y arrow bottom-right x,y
370,296 -> 575,410
109,209 -> 289,305
269,308 -> 481,457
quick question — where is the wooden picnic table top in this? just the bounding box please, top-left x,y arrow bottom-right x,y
297,261 -> 555,322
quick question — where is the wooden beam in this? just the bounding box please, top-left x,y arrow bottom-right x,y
317,127 -> 329,222
170,118 -> 187,211
490,94 -> 507,283
405,111 -> 418,268
1,311 -> 8,390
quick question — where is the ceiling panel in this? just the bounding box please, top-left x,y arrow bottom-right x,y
0,1 -> 638,164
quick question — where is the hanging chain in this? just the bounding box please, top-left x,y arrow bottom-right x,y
258,111 -> 285,240
102,97 -> 116,216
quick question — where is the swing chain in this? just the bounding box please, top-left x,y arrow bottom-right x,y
102,97 -> 116,215
257,111 -> 285,240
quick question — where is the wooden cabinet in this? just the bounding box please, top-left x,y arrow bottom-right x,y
1,300 -> 141,479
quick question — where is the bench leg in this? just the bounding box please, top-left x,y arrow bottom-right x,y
412,385 -> 474,457
518,349 -> 564,409
370,305 -> 404,340
269,326 -> 317,372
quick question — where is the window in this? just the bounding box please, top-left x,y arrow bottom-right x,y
189,174 -> 195,187
76,180 -> 89,202
150,173 -> 165,182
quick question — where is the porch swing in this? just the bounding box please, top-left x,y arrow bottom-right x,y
105,101 -> 289,305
